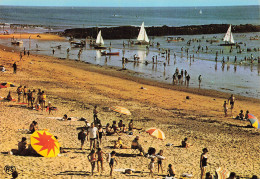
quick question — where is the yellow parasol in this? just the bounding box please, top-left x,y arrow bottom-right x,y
30,130 -> 60,157
110,106 -> 131,115
146,128 -> 166,140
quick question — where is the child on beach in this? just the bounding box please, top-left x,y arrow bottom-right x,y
148,158 -> 155,177
109,151 -> 118,176
182,137 -> 192,148
97,148 -> 107,173
156,150 -> 166,173
88,150 -> 97,176
167,164 -> 176,177
223,101 -> 228,117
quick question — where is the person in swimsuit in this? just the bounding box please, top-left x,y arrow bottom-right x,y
148,158 -> 155,177
109,151 -> 118,176
156,150 -> 165,173
23,86 -> 28,103
182,137 -> 192,148
88,150 -> 97,176
228,94 -> 235,115
200,148 -> 208,179
223,101 -> 228,117
98,125 -> 105,146
97,148 -> 107,173
167,164 -> 176,177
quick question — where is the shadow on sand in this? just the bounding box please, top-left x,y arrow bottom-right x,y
56,171 -> 91,176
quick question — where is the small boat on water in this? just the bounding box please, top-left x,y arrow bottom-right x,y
71,40 -> 85,48
135,22 -> 149,45
94,30 -> 107,49
219,25 -> 235,46
166,37 -> 184,42
101,51 -> 120,56
11,39 -> 23,45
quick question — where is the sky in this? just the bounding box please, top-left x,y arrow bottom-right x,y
0,0 -> 259,7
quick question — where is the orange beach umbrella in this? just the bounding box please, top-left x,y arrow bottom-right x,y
146,128 -> 166,140
216,167 -> 230,179
110,106 -> 131,115
30,130 -> 60,157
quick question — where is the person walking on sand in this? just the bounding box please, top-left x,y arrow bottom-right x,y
87,123 -> 99,150
109,151 -> 118,177
93,105 -> 98,124
12,62 -> 17,74
148,158 -> 155,177
223,101 -> 228,117
97,148 -> 107,174
200,148 -> 208,179
88,150 -> 97,176
16,86 -> 23,102
228,94 -> 235,116
78,128 -> 87,150
23,86 -> 28,103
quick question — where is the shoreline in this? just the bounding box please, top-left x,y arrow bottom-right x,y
62,24 -> 260,39
0,42 -> 259,103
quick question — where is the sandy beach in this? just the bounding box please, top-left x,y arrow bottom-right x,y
0,34 -> 260,178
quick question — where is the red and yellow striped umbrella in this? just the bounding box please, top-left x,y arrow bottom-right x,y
0,82 -> 16,88
30,130 -> 60,157
146,128 -> 166,140
110,106 -> 131,115
216,167 -> 230,179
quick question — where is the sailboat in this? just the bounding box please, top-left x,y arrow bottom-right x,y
219,25 -> 235,46
94,30 -> 106,49
136,22 -> 150,45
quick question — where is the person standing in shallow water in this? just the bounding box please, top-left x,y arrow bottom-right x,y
198,75 -> 202,88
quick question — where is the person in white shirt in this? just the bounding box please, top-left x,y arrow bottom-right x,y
87,123 -> 99,150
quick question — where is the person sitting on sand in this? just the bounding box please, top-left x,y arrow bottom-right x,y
131,136 -> 144,155
18,137 -> 28,156
114,137 -> 128,149
205,172 -> 213,179
88,150 -> 97,176
227,172 -> 236,179
121,124 -> 127,133
118,120 -> 123,130
235,110 -> 244,120
6,91 -> 13,101
29,121 -> 38,134
182,137 -> 192,148
245,110 -> 249,120
105,123 -> 113,136
167,164 -> 176,177
128,120 -> 134,131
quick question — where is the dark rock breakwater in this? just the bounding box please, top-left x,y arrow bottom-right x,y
62,24 -> 260,39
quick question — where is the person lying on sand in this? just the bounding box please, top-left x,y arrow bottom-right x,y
114,137 -> 128,149
182,137 -> 192,148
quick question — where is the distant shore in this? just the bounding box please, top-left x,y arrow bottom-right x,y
62,24 -> 260,39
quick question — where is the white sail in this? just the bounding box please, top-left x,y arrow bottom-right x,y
137,22 -> 149,43
223,25 -> 234,43
96,30 -> 104,45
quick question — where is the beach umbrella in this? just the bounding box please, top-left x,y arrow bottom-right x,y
30,130 -> 60,157
109,106 -> 131,115
0,85 -> 7,88
215,167 -> 230,179
146,128 -> 166,140
248,114 -> 260,129
0,82 -> 16,87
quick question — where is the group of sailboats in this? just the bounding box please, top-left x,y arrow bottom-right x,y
93,22 -> 150,50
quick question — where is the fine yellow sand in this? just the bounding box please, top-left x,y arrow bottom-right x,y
0,37 -> 259,178
0,33 -> 66,41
